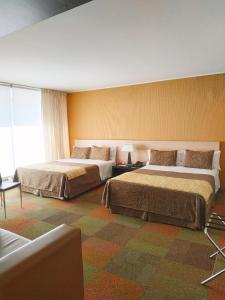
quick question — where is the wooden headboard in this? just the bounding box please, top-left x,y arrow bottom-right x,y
74,140 -> 220,163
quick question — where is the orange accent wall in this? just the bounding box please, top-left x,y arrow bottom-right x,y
67,74 -> 225,188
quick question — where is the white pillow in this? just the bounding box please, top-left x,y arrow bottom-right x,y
146,149 -> 151,165
176,150 -> 185,166
212,150 -> 221,170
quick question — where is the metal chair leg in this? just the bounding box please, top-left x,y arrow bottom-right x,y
19,184 -> 22,208
201,268 -> 225,285
2,191 -> 6,218
204,228 -> 225,261
209,245 -> 225,259
201,213 -> 225,285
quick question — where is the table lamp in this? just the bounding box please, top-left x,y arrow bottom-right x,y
121,144 -> 134,166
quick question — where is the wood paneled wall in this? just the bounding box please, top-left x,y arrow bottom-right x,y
67,74 -> 225,188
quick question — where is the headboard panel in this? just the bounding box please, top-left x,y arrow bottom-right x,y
74,140 -> 220,163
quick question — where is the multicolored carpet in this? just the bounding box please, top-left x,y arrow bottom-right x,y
1,186 -> 225,300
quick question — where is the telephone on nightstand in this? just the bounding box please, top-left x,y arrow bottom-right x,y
133,161 -> 145,167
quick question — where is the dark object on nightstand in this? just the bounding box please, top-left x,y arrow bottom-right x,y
0,173 -> 22,218
112,163 -> 144,177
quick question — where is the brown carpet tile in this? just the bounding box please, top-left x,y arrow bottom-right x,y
0,186 -> 225,300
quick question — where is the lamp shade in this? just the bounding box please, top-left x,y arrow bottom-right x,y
121,144 -> 134,152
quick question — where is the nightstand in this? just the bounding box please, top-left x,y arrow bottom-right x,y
112,165 -> 143,177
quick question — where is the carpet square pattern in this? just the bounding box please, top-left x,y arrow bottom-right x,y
1,186 -> 225,300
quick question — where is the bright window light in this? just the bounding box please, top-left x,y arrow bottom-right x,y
0,85 -> 44,177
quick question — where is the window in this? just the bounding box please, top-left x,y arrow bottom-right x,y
0,85 -> 44,177
0,86 -> 14,177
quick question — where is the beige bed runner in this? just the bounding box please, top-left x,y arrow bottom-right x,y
24,163 -> 86,180
114,172 -> 213,203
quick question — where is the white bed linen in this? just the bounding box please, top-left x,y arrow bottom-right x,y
58,158 -> 113,181
142,165 -> 220,193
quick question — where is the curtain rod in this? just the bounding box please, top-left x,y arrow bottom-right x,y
0,81 -> 41,91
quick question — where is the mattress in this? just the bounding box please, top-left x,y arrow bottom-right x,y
58,158 -> 114,181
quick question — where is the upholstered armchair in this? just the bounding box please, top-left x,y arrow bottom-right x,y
0,224 -> 84,300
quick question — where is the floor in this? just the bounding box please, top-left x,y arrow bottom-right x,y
0,186 -> 225,300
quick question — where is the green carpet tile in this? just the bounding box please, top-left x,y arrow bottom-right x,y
1,186 -> 225,300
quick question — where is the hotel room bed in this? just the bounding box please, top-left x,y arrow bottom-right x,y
14,158 -> 113,200
102,165 -> 219,230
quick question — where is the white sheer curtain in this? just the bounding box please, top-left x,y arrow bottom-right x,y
0,85 -> 44,177
41,89 -> 70,161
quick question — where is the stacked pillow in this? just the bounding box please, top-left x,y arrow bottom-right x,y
72,145 -> 116,161
90,145 -> 110,161
149,149 -> 177,166
147,149 -> 221,170
72,147 -> 90,159
183,150 -> 214,169
180,150 -> 220,170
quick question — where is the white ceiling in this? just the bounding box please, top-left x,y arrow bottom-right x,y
0,0 -> 225,92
